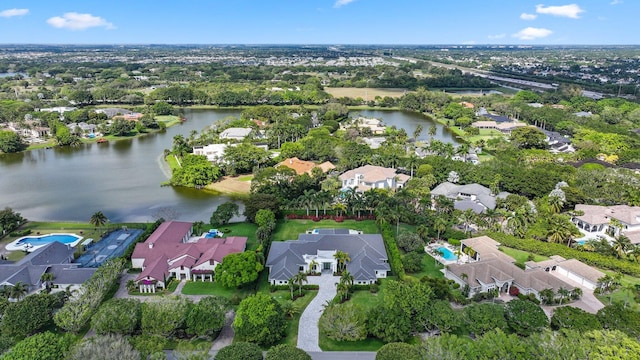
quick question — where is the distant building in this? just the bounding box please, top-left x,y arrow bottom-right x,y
430,182 -> 510,214
342,117 -> 386,135
193,144 -> 230,163
219,127 -> 253,140
572,204 -> 640,245
573,111 -> 593,118
339,165 -> 410,192
95,108 -> 133,118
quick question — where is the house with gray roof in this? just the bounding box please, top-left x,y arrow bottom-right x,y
95,107 -> 133,118
430,182 -> 510,214
266,230 -> 390,285
219,127 -> 253,140
0,241 -> 96,296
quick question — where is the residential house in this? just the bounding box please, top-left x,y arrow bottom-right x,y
131,221 -> 247,293
67,122 -> 97,135
0,241 -> 96,296
444,236 -> 598,301
476,108 -> 511,123
342,117 -> 386,135
572,204 -> 640,244
543,129 -> 575,154
430,182 -> 510,214
95,107 -> 133,118
193,144 -> 229,163
120,113 -> 144,121
266,229 -> 390,285
219,127 -> 253,141
339,165 -> 410,192
471,120 -> 527,134
277,157 -> 336,175
361,137 -> 386,149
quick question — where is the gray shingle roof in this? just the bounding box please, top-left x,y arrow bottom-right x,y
266,233 -> 390,282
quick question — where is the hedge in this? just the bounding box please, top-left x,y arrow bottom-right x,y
488,232 -> 640,277
379,222 -> 406,280
270,284 -> 319,292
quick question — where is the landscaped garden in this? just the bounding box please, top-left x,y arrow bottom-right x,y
272,219 -> 379,241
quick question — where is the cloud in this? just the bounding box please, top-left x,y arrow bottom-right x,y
520,13 -> 537,20
334,0 -> 356,8
535,4 -> 585,19
47,12 -> 114,30
488,33 -> 506,39
512,27 -> 553,40
0,8 -> 29,18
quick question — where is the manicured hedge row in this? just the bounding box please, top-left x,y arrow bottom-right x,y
270,284 -> 319,292
379,223 -> 406,280
488,232 -> 640,277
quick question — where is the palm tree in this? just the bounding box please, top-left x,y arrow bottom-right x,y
428,124 -> 437,141
334,250 -> 351,273
548,195 -> 564,214
405,154 -> 420,178
294,272 -> 308,296
299,190 -> 316,216
571,287 -> 583,300
90,211 -> 108,231
287,277 -> 295,300
340,271 -> 354,289
416,225 -> 430,241
539,288 -> 555,305
622,283 -> 637,308
0,285 -> 11,299
309,259 -> 319,274
10,281 -> 28,300
433,217 -> 448,242
458,209 -> 476,235
557,287 -> 570,304
40,273 -> 55,290
413,124 -> 423,141
336,281 -> 349,302
612,235 -> 632,259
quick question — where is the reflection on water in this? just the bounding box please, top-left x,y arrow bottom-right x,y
0,108 -> 454,222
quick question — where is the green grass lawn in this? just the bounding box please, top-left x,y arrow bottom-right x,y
181,280 -> 255,300
319,336 -> 386,351
272,219 -> 379,242
595,270 -> 640,309
155,115 -> 181,127
237,175 -> 253,181
165,154 -> 181,170
203,222 -> 259,250
407,253 -> 445,280
499,246 -> 549,264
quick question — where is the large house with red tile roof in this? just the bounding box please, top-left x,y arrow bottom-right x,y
131,221 -> 247,293
277,157 -> 335,176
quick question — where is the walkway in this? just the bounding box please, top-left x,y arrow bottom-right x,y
297,273 -> 340,352
209,310 -> 235,352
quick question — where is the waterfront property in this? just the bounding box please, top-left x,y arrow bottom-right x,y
6,233 -> 83,252
75,228 -> 144,267
339,165 -> 410,192
0,241 -> 96,296
131,221 -> 247,293
444,236 -> 601,301
219,127 -> 253,140
266,229 -> 390,285
193,143 -> 230,163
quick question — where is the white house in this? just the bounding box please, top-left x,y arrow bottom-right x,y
193,144 -> 229,163
339,165 -> 410,192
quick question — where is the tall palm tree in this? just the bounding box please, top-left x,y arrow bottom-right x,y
299,190 -> 316,216
0,285 -> 11,299
413,124 -> 423,141
428,124 -> 437,141
41,273 -> 55,289
336,281 -> 349,302
10,282 -> 28,300
612,235 -> 632,259
557,287 -> 570,304
334,250 -> 351,273
294,272 -> 308,296
458,209 -> 476,235
90,211 -> 108,231
539,288 -> 555,305
622,283 -> 637,308
340,271 -> 354,289
548,195 -> 564,214
287,277 -> 295,300
433,217 -> 448,242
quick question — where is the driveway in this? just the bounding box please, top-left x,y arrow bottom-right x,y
297,273 -> 340,352
546,271 -> 604,314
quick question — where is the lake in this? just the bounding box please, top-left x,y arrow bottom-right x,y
0,108 -> 456,222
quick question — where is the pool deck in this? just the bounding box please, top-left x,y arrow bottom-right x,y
425,242 -> 468,265
5,233 -> 83,252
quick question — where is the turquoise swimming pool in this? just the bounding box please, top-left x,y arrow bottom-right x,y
7,233 -> 82,252
437,246 -> 458,261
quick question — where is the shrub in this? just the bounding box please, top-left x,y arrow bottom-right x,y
215,342 -> 263,360
376,342 -> 421,360
397,232 -> 424,253
402,252 -> 424,273
509,286 -> 520,296
379,223 -> 405,279
447,238 -> 461,246
266,344 -> 311,360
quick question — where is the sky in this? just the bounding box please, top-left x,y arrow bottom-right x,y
0,1 -> 636,45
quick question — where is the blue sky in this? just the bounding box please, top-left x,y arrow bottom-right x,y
0,1 -> 636,44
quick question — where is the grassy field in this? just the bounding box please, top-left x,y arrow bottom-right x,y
325,87 -> 409,99
181,280 -> 254,299
272,219 -> 379,241
407,253 -> 445,280
499,246 -> 549,264
466,129 -> 506,144
155,115 -> 182,127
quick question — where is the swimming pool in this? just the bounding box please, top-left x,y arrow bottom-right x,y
6,233 -> 83,252
437,246 -> 458,261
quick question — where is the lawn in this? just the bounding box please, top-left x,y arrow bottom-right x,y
595,270 -> 640,309
181,280 -> 254,299
319,336 -> 386,351
203,222 -> 258,250
155,115 -> 182,127
499,246 -> 549,264
407,253 -> 445,280
270,290 -> 318,347
272,219 -> 379,242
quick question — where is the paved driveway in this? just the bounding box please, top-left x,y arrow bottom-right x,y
297,273 -> 340,352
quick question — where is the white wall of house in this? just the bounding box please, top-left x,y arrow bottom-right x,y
131,258 -> 144,269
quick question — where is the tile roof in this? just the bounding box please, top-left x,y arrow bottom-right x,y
339,165 -> 403,185
277,157 -> 335,175
266,232 -> 390,282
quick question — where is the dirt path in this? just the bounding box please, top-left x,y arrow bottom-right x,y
205,176 -> 251,195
